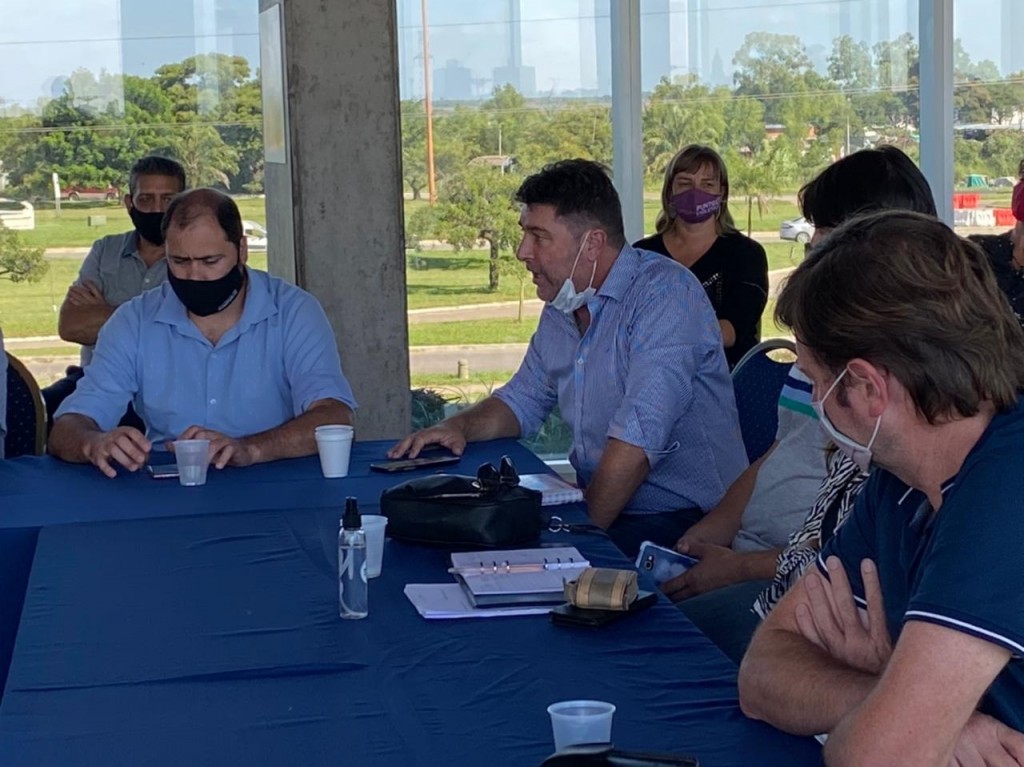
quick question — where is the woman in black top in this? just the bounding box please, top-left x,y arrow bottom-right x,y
634,144 -> 768,369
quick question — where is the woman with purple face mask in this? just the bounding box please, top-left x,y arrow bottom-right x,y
634,145 -> 768,369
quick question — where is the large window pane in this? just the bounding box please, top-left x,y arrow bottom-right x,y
639,0 -> 921,338
0,0 -> 263,386
397,1 -> 610,460
952,0 -> 1024,225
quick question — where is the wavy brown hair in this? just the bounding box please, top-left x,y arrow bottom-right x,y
776,210 -> 1024,422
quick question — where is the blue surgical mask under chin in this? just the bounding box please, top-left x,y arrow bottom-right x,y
550,232 -> 596,314
810,367 -> 882,473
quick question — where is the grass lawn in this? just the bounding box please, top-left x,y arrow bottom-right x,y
410,370 -> 516,387
405,249 -> 525,308
0,252 -> 269,337
408,318 -> 538,346
3,230 -> 793,341
19,198 -> 268,250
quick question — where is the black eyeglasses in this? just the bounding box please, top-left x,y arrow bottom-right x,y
473,455 -> 519,495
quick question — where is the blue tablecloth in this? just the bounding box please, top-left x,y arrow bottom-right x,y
0,502 -> 822,765
0,439 -> 551,699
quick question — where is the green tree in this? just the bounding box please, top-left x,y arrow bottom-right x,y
400,100 -> 429,200
722,95 -> 766,154
408,167 -> 521,291
828,36 -> 875,91
980,131 -> 1024,177
725,141 -> 797,235
733,32 -> 816,124
170,124 -> 239,189
642,76 -> 729,179
873,34 -> 920,126
953,135 -> 984,182
0,224 -> 47,283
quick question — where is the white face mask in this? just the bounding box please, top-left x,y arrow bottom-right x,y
810,367 -> 882,473
550,230 -> 596,314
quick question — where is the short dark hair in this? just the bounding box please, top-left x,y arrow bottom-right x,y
515,159 -> 626,248
161,188 -> 243,247
799,146 -> 936,229
776,210 -> 1024,422
128,155 -> 187,197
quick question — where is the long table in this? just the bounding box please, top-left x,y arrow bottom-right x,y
0,440 -> 550,696
0,440 -> 823,765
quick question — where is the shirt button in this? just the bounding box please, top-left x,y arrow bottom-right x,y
577,358 -> 584,365
209,398 -> 217,405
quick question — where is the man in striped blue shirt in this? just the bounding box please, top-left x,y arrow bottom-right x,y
391,160 -> 747,557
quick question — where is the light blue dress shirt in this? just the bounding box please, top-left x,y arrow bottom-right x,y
494,245 -> 747,515
56,268 -> 356,444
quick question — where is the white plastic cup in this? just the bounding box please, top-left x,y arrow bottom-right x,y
173,439 -> 211,487
547,700 -> 616,751
315,425 -> 354,478
361,515 -> 388,578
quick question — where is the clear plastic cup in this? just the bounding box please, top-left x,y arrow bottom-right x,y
361,515 -> 388,578
172,439 -> 211,487
315,425 -> 354,478
547,700 -> 616,751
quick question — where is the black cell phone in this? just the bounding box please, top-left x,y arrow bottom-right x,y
549,590 -> 658,629
369,455 -> 461,473
146,463 -> 180,479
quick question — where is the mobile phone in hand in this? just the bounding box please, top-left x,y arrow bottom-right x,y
635,541 -> 699,585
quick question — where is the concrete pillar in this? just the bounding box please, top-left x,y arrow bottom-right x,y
259,0 -> 411,440
919,0 -> 954,226
611,0 -> 644,244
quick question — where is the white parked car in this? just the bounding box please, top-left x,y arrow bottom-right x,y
0,199 -> 35,231
779,216 -> 814,243
243,220 -> 267,250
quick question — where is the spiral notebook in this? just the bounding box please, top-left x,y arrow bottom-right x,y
518,474 -> 584,506
450,546 -> 589,607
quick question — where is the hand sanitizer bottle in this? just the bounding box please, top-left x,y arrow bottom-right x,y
339,497 -> 368,619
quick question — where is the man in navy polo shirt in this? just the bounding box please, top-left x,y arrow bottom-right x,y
738,210 -> 1024,765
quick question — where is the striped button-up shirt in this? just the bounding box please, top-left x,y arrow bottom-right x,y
495,245 -> 747,514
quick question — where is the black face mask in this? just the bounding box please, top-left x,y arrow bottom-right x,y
168,260 -> 245,317
128,205 -> 166,246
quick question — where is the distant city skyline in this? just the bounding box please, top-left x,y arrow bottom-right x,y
0,0 -> 1018,110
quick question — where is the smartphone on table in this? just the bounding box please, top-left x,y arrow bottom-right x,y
146,463 -> 180,480
635,540 -> 698,585
369,454 -> 461,473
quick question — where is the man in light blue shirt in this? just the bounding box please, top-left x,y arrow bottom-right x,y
391,160 -> 747,556
50,189 -> 356,478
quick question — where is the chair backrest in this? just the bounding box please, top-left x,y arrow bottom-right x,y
4,352 -> 46,458
731,339 -> 797,463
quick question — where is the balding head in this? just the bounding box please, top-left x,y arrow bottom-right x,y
160,188 -> 243,247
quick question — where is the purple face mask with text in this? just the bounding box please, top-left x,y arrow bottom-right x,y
671,188 -> 721,224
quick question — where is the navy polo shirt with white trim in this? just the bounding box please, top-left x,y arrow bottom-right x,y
820,397 -> 1024,730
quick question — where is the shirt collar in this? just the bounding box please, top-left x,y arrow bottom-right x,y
119,231 -> 141,259
595,244 -> 640,303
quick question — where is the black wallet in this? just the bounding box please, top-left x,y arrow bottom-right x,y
549,591 -> 658,629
